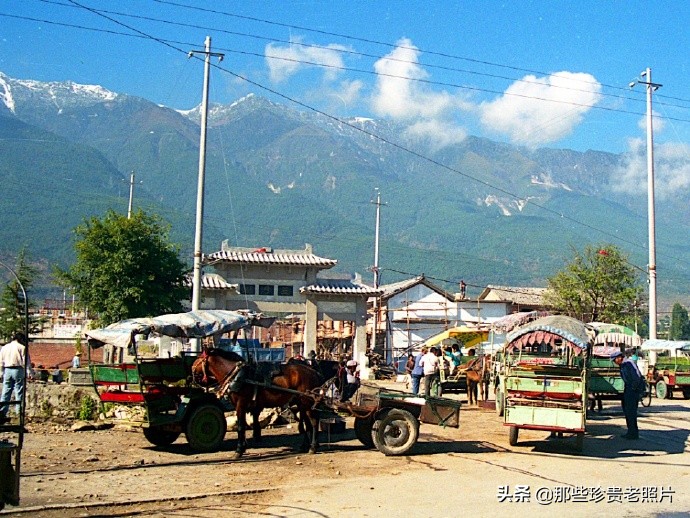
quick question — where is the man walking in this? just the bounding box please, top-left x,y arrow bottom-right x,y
0,331 -> 29,424
410,347 -> 426,395
611,350 -> 644,440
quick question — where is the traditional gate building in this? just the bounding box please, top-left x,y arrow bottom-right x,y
199,242 -> 379,365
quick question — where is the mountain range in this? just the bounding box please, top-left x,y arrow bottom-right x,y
1,71 -> 688,306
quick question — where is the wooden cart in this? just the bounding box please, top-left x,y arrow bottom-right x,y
331,383 -> 461,456
502,315 -> 592,452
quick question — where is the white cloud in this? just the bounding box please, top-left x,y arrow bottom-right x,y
371,38 -> 456,119
637,109 -> 666,133
370,38 -> 468,147
612,138 -> 690,199
479,72 -> 602,147
404,119 -> 467,151
265,39 -> 349,83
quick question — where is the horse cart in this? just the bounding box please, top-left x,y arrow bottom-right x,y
586,323 -> 651,410
642,340 -> 690,399
502,315 -> 592,452
85,310 -> 273,453
340,383 -> 462,456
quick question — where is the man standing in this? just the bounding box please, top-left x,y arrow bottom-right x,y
410,347 -> 426,395
420,346 -> 440,398
0,331 -> 29,424
72,352 -> 82,369
611,350 -> 643,440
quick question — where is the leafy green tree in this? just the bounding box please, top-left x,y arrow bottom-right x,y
544,244 -> 643,325
0,247 -> 38,341
56,209 -> 189,326
669,303 -> 690,340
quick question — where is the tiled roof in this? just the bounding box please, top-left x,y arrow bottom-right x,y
301,279 -> 381,296
378,275 -> 454,301
207,250 -> 337,268
479,285 -> 548,305
184,273 -> 237,290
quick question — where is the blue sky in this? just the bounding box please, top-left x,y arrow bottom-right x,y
2,0 -> 690,168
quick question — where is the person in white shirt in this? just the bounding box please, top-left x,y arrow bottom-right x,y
0,331 -> 29,423
420,347 -> 440,398
72,352 -> 82,369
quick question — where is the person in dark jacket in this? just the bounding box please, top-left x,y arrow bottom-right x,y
611,350 -> 643,440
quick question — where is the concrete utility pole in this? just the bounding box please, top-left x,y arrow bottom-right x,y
127,172 -> 135,219
371,189 -> 383,360
631,68 -> 661,342
188,37 -> 224,332
187,37 -> 224,353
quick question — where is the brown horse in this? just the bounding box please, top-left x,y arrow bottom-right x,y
464,356 -> 491,406
192,349 -> 323,458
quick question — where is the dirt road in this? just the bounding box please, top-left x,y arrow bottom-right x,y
2,387 -> 689,517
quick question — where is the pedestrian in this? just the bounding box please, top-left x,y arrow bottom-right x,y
72,352 -> 82,369
404,354 -> 415,389
420,346 -> 440,398
0,331 -> 29,424
341,359 -> 360,401
611,350 -> 645,440
410,347 -> 426,395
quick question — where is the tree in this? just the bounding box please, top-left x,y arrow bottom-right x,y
0,247 -> 38,342
544,244 -> 643,326
669,303 -> 690,340
56,209 -> 189,326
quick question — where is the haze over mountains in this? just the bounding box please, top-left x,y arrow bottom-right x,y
1,71 -> 688,304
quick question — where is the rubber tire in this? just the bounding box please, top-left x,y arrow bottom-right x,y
656,380 -> 668,400
372,409 -> 419,456
185,404 -> 227,453
143,426 -> 181,447
495,389 -> 504,417
683,389 -> 690,400
354,416 -> 375,448
641,384 -> 652,407
508,426 -> 519,446
575,432 -> 584,452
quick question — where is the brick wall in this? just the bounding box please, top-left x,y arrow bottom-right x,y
27,341 -> 103,371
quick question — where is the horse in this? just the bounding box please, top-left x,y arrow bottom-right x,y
192,349 -> 323,459
464,356 -> 491,406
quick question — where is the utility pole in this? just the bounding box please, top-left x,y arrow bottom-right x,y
631,68 -> 661,342
371,189 -> 383,361
189,37 -> 223,351
127,172 -> 135,219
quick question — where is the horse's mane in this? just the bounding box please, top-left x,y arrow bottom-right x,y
206,348 -> 244,362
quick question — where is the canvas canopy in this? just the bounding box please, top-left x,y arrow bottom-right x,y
640,339 -> 690,353
505,315 -> 593,353
589,322 -> 642,349
423,326 -> 489,350
85,310 -> 274,350
491,311 -> 551,333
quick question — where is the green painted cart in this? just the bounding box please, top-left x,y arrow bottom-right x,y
502,316 -> 592,452
86,310 -> 273,452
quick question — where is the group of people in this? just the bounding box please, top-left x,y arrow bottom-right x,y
405,343 -> 467,398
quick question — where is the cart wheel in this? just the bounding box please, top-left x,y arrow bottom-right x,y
354,416 -> 375,448
508,426 -> 519,446
372,409 -> 419,456
143,427 -> 181,447
656,380 -> 668,400
683,389 -> 690,400
575,432 -> 584,452
641,384 -> 652,407
185,404 -> 227,453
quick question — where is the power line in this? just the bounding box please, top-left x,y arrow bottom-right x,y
34,0 -> 682,113
152,0 -> 690,107
9,2 -> 690,274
